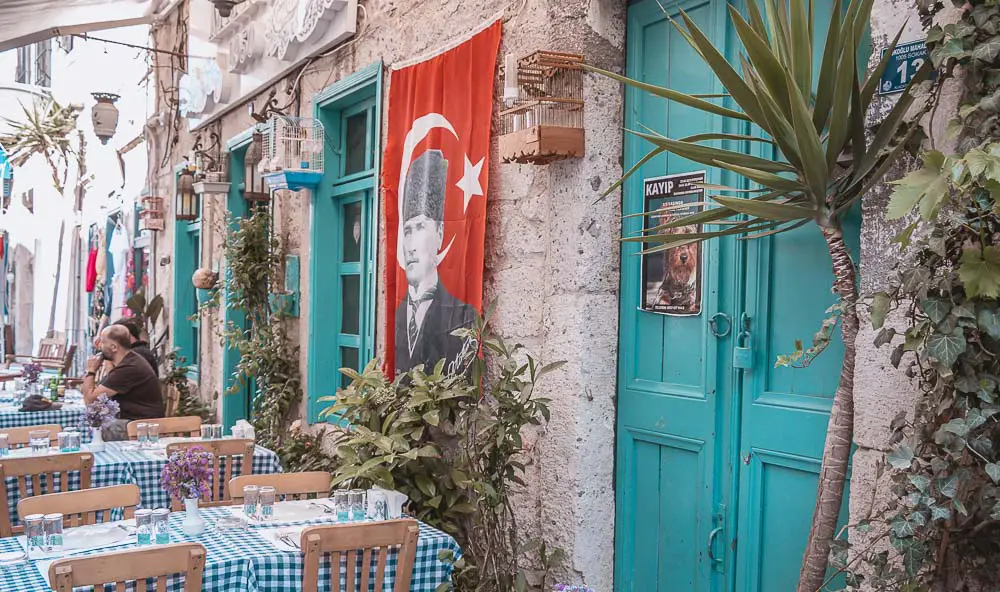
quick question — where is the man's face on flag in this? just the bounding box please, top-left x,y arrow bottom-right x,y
402,214 -> 443,287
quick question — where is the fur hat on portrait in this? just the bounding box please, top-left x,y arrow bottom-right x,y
402,149 -> 448,223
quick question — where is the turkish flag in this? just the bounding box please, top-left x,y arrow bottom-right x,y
382,21 -> 501,378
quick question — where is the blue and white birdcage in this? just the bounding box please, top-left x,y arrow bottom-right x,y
260,115 -> 324,192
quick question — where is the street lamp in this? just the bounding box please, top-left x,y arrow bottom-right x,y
175,166 -> 199,221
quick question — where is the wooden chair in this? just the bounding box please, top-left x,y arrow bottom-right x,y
0,452 -> 94,536
163,384 -> 179,418
3,424 -> 63,449
165,440 -> 255,510
301,520 -> 420,592
18,484 -> 140,527
6,336 -> 67,370
49,542 -> 207,592
230,472 -> 332,502
127,416 -> 202,439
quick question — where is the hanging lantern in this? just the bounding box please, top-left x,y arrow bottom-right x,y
91,93 -> 120,146
243,131 -> 270,203
175,167 -> 199,221
211,0 -> 241,17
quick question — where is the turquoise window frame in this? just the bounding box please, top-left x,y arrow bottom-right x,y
171,164 -> 202,381
220,129 -> 254,431
307,61 -> 383,423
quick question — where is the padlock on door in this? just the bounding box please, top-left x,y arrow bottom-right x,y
733,329 -> 753,369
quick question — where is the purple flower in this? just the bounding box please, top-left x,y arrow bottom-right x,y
22,363 -> 43,384
161,446 -> 214,501
83,395 -> 120,429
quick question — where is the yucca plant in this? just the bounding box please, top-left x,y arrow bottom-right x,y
587,0 -> 932,589
0,98 -> 87,336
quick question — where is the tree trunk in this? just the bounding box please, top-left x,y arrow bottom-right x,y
797,224 -> 859,592
46,220 -> 65,336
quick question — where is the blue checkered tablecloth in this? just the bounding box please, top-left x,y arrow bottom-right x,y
0,389 -> 89,442
0,506 -> 461,591
3,441 -> 283,527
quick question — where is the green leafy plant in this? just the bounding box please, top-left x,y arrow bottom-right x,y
275,421 -> 338,474
126,291 -> 167,356
320,310 -> 564,592
213,210 -> 302,452
162,349 -> 214,422
0,98 -> 89,336
586,0 -> 936,586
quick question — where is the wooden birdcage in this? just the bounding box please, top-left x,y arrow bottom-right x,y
499,51 -> 585,164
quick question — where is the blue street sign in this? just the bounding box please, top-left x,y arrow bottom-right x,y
879,39 -> 929,96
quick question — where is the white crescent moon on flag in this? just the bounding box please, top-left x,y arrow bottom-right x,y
397,113 -> 459,270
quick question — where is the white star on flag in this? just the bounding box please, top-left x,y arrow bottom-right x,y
456,155 -> 485,213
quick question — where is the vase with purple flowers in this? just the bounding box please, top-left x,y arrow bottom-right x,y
22,362 -> 42,385
161,446 -> 213,536
83,394 -> 119,452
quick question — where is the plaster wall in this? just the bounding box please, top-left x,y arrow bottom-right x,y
150,0 -> 624,587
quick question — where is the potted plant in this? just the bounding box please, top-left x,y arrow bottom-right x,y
83,394 -> 119,452
161,446 -> 213,536
191,268 -> 218,304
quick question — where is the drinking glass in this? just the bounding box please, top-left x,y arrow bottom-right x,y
147,423 -> 160,445
333,490 -> 349,522
259,486 -> 275,521
0,434 -> 9,458
57,432 -> 71,453
242,485 -> 259,521
348,489 -> 366,521
211,424 -> 223,439
67,431 -> 81,452
152,509 -> 170,544
42,514 -> 63,552
24,514 -> 45,559
135,509 -> 153,546
200,424 -> 212,440
29,430 -> 49,454
135,423 -> 149,447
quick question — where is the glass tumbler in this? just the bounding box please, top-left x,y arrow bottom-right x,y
259,486 -> 275,521
152,509 -> 170,544
200,424 -> 213,440
211,424 -> 223,439
348,489 -> 366,521
135,509 -> 153,546
29,430 -> 49,454
135,423 -> 149,447
57,432 -> 72,452
0,433 -> 9,457
333,490 -> 349,522
42,514 -> 63,552
147,423 -> 160,445
67,431 -> 82,452
242,485 -> 259,521
24,514 -> 45,558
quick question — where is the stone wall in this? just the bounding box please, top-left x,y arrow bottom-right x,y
149,0 -> 624,587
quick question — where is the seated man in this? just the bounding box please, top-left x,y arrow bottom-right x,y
112,318 -> 159,377
82,325 -> 164,441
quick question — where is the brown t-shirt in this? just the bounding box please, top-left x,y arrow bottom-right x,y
101,351 -> 164,420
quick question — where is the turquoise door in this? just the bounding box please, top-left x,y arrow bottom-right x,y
616,1 -> 859,590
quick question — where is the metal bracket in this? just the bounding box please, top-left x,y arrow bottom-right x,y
709,312 -> 732,338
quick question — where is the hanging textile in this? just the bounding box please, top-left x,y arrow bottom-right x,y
85,247 -> 98,292
381,20 -> 500,378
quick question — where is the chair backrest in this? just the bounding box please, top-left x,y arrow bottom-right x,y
18,484 -> 140,528
49,542 -> 206,592
163,385 -> 179,418
59,344 -> 77,375
165,440 -> 255,510
230,472 -> 331,502
127,416 -> 202,439
37,338 -> 66,360
3,424 -> 63,449
0,452 -> 94,537
300,520 -> 420,592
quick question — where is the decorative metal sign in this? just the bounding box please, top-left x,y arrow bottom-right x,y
878,39 -> 929,96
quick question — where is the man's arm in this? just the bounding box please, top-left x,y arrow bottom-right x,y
81,355 -> 118,404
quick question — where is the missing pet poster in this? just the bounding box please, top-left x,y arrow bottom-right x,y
641,171 -> 705,316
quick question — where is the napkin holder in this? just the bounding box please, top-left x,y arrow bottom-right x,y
368,487 -> 408,520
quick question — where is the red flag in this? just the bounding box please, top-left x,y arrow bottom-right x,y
382,21 -> 501,378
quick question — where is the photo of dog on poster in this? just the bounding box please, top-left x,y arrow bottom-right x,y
641,171 -> 704,316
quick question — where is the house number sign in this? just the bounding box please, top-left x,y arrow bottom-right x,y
878,39 -> 929,96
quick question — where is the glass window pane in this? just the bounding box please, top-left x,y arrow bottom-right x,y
343,201 -> 362,262
344,111 -> 368,175
341,274 -> 360,335
340,347 -> 359,388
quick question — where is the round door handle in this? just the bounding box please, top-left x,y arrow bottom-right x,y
708,313 -> 731,338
